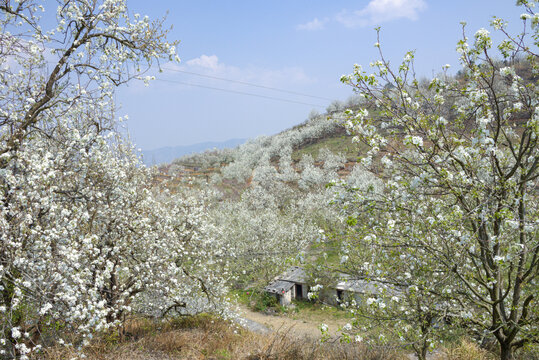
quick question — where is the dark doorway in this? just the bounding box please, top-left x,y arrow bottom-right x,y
295,284 -> 303,299
336,289 -> 344,301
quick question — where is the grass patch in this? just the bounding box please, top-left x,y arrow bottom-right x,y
438,338 -> 495,360
233,289 -> 286,313
234,288 -> 352,323
40,314 -> 247,360
286,299 -> 353,322
291,134 -> 360,161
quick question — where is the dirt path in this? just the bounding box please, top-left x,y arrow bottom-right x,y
235,306 -> 442,359
235,305 -> 348,340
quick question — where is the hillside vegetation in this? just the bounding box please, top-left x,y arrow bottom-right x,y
1,0 -> 538,359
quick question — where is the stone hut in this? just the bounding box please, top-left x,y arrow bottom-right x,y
322,275 -> 389,306
265,267 -> 398,307
264,266 -> 309,306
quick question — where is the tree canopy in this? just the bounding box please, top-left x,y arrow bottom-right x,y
334,2 -> 539,359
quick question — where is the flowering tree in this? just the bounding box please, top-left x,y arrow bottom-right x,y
1,119 -> 228,356
0,1 -> 230,358
209,181 -> 320,287
0,0 -> 178,164
337,2 -> 538,359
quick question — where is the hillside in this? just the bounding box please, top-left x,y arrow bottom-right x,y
142,138 -> 246,166
163,107 -> 364,183
290,129 -> 358,161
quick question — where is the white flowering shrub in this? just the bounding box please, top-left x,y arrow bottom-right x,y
0,1 -> 230,357
209,183 -> 319,288
298,154 -> 325,190
173,148 -> 235,170
336,2 -> 539,359
220,114 -> 340,183
1,117 -> 229,357
326,100 -> 345,114
276,146 -> 299,183
251,156 -> 280,190
345,164 -> 382,192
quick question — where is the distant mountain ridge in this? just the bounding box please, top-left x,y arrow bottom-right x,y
142,138 -> 246,166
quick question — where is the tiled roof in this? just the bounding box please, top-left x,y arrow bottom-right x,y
265,280 -> 294,294
266,266 -> 399,296
276,266 -> 307,283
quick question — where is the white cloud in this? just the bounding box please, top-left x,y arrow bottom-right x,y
163,54 -> 314,88
336,0 -> 427,28
297,17 -> 328,31
185,54 -> 221,71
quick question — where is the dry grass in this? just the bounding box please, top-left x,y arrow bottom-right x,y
437,339 -> 495,360
437,338 -> 539,360
38,315 -> 407,360
41,315 -> 539,360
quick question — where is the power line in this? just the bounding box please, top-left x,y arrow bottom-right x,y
43,60 -> 329,108
161,66 -> 333,101
155,78 -> 326,108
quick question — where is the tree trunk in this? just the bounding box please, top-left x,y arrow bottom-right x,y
412,342 -> 428,360
420,345 -> 428,360
500,343 -> 514,360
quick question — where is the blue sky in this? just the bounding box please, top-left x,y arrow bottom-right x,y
117,1 -> 525,150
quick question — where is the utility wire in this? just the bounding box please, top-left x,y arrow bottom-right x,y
161,66 -> 333,101
155,78 -> 326,108
43,59 -> 328,108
